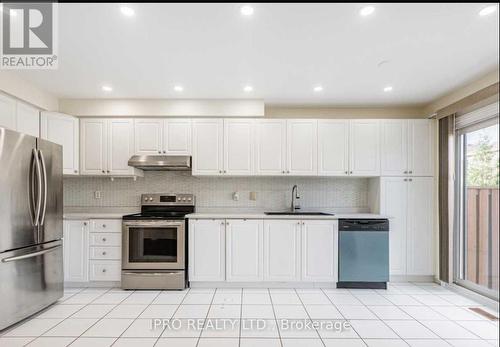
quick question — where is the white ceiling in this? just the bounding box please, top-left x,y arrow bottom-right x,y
13,3 -> 500,106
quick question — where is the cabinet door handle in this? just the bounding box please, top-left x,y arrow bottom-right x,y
101,170 -> 105,173
350,171 -> 353,174
282,170 -> 285,174
219,170 -> 222,174
102,224 -> 106,228
102,269 -> 107,273
83,222 -> 87,226
107,170 -> 110,173
102,251 -> 107,255
345,171 -> 348,174
74,170 -> 78,174
102,238 -> 106,242
404,171 -> 408,174
409,170 -> 413,174
404,178 -> 407,182
163,150 -> 166,154
158,150 -> 161,154
409,178 -> 413,182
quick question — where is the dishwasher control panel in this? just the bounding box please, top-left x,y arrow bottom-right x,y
338,219 -> 389,232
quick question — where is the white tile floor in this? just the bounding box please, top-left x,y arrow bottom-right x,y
0,283 -> 498,347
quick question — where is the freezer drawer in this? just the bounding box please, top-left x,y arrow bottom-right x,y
0,240 -> 63,330
339,231 -> 389,283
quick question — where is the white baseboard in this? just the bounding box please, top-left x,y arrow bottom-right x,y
189,282 -> 337,288
390,275 -> 434,282
64,281 -> 120,288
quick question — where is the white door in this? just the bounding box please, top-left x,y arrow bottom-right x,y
381,120 -> 408,176
188,219 -> 225,281
224,119 -> 254,175
380,177 -> 408,275
318,120 -> 349,176
226,219 -> 263,281
0,93 -> 16,130
16,102 -> 39,137
408,120 -> 434,176
287,120 -> 317,175
301,220 -> 336,281
192,119 -> 224,175
63,220 -> 89,283
108,119 -> 134,175
40,112 -> 79,175
80,119 -> 107,175
406,177 -> 434,276
255,120 -> 287,175
134,118 -> 163,155
163,119 -> 192,155
263,220 -> 301,281
349,120 -> 381,176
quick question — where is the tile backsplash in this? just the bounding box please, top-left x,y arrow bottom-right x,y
63,172 -> 369,210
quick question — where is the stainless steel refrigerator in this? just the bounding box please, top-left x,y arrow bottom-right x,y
0,126 -> 63,331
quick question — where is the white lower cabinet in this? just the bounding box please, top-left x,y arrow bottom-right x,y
226,219 -> 263,281
263,220 -> 301,281
63,220 -> 89,283
188,219 -> 226,281
301,220 -> 336,281
189,218 -> 336,284
63,218 -> 122,283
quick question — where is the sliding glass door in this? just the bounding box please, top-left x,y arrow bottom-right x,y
455,115 -> 499,300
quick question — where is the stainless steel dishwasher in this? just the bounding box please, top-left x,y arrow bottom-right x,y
337,219 -> 389,289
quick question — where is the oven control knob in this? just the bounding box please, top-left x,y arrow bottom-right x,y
149,197 -> 153,201
144,197 -> 148,202
187,197 -> 192,201
182,197 -> 186,201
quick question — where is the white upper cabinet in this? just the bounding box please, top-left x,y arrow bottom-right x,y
188,219 -> 226,281
134,118 -> 163,155
408,119 -> 434,176
163,119 -> 192,155
16,102 -> 39,137
287,119 -> 317,175
80,119 -> 107,175
192,119 -> 224,175
226,219 -> 263,281
0,93 -> 17,130
81,118 -> 141,177
380,177 -> 408,275
0,93 -> 40,137
381,120 -> 408,176
263,220 -> 301,281
380,119 -> 434,177
349,120 -> 380,176
318,120 -> 349,176
41,112 -> 79,175
108,119 -> 135,175
224,119 -> 254,175
301,220 -> 336,281
406,177 -> 434,276
254,119 -> 287,175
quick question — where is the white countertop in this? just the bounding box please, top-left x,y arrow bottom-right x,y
63,207 -> 390,220
63,207 -> 139,220
186,211 -> 390,220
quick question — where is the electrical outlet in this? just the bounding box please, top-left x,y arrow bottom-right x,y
94,191 -> 102,199
249,192 -> 257,201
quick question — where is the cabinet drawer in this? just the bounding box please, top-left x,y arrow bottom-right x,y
89,232 -> 121,246
89,260 -> 121,281
90,219 -> 122,233
90,246 -> 121,260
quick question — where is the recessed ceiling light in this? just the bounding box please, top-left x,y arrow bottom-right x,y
240,5 -> 254,16
243,85 -> 253,92
174,85 -> 184,92
102,85 -> 113,92
359,6 -> 375,16
383,86 -> 393,92
120,6 -> 135,17
479,5 -> 497,16
313,86 -> 324,92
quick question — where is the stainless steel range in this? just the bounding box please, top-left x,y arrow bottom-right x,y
121,193 -> 194,290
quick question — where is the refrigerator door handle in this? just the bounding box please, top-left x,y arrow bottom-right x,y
38,149 -> 48,226
1,244 -> 62,263
29,148 -> 43,227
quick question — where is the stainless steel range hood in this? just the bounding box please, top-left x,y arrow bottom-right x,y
128,155 -> 191,171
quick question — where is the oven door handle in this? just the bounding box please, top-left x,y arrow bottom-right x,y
123,221 -> 184,227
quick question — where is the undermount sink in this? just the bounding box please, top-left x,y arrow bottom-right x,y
264,211 -> 334,216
